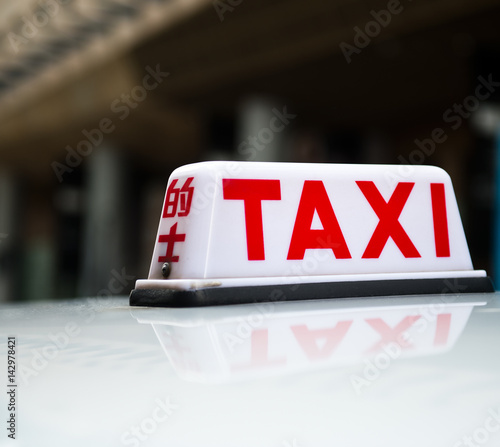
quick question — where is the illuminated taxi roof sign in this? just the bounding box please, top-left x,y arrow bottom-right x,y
130,161 -> 493,307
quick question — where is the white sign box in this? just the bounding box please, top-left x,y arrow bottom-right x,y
131,162 -> 493,307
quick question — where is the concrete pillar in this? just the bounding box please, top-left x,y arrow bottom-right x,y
474,105 -> 500,286
79,147 -> 127,296
0,171 -> 17,301
236,97 -> 289,162
21,183 -> 56,301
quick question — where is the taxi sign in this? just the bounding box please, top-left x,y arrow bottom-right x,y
130,161 -> 493,307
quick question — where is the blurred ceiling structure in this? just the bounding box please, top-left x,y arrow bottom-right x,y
0,0 -> 211,118
1,0 -> 500,178
2,0 -> 500,300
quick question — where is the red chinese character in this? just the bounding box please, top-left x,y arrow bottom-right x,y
178,177 -> 194,216
158,223 -> 186,263
163,177 -> 195,218
162,332 -> 200,372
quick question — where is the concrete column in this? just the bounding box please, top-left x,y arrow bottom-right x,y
79,147 -> 127,296
0,171 -> 17,301
473,104 -> 500,286
236,97 -> 290,162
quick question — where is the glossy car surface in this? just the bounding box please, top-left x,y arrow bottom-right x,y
1,292 -> 500,446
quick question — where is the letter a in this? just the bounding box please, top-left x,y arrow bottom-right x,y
287,181 -> 351,260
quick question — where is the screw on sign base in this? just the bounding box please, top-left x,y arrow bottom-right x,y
129,276 -> 494,308
161,262 -> 171,278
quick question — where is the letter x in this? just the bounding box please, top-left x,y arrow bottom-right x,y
158,223 -> 186,263
365,316 -> 421,353
356,181 -> 420,258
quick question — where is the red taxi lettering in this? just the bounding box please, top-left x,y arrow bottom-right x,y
228,313 -> 455,369
222,179 -> 281,260
287,181 -> 352,260
230,329 -> 287,371
356,181 -> 421,258
433,313 -> 451,346
220,178 -> 453,263
431,183 -> 451,257
365,315 -> 421,353
291,321 -> 352,360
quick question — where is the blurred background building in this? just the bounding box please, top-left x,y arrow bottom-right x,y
1,0 -> 500,301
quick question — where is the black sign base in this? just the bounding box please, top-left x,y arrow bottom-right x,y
129,276 -> 494,308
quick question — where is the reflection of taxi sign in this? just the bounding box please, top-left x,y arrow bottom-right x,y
131,296 -> 485,382
130,161 -> 493,307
